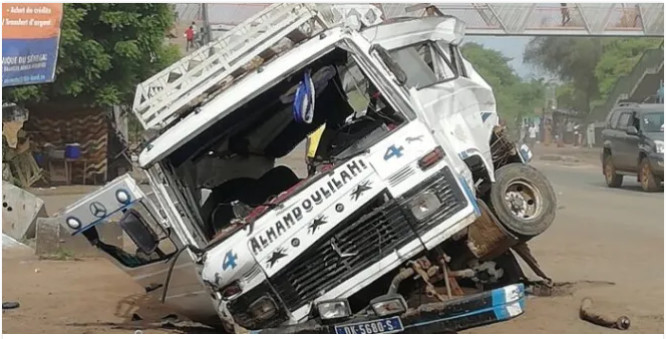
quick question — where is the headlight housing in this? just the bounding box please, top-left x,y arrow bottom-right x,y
248,296 -> 278,321
316,299 -> 351,320
655,141 -> 664,154
370,294 -> 407,316
407,190 -> 442,221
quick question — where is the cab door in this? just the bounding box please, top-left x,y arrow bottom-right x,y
611,111 -> 638,171
60,174 -> 219,326
389,40 -> 497,181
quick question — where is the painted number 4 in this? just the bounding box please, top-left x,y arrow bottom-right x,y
384,145 -> 404,161
222,250 -> 238,271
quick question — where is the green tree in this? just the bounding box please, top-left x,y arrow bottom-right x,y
462,43 -> 545,129
595,38 -> 662,96
523,37 -> 603,114
3,3 -> 180,107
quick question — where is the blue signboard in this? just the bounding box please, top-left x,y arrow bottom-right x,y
2,3 -> 63,87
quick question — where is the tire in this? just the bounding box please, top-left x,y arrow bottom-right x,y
639,157 -> 661,192
603,154 -> 623,188
489,163 -> 556,238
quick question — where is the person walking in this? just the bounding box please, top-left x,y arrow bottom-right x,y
586,123 -> 595,148
528,123 -> 539,150
191,21 -> 198,43
560,3 -> 571,26
185,26 -> 195,52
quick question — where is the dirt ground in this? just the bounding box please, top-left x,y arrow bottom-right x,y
2,146 -> 664,334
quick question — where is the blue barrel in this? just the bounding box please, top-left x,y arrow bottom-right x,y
33,152 -> 45,166
64,143 -> 81,159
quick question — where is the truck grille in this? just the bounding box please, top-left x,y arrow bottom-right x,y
270,194 -> 416,311
402,168 -> 468,235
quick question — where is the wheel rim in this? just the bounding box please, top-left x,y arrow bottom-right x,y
605,159 -> 614,183
641,162 -> 650,187
504,179 -> 542,221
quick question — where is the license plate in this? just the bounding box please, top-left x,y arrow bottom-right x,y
335,316 -> 403,334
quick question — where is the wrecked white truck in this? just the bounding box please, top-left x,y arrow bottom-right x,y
61,4 -> 556,334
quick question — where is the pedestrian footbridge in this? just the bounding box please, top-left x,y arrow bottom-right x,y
176,3 -> 663,37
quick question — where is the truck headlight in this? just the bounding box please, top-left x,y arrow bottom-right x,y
655,141 -> 664,154
407,191 -> 441,221
370,294 -> 407,316
317,299 -> 351,320
249,296 -> 278,321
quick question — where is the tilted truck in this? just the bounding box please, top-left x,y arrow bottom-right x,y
61,4 -> 556,334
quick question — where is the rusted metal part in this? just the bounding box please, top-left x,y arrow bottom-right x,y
388,267 -> 415,294
512,242 -> 553,284
447,276 -> 464,296
467,199 -> 519,260
491,126 -> 519,167
579,298 -> 631,330
439,257 -> 453,298
447,268 -> 476,278
410,260 -> 448,302
526,281 -> 554,297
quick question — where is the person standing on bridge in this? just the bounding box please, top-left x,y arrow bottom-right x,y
561,3 -> 571,26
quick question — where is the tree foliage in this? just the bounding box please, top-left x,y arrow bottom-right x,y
523,36 -> 662,115
3,3 -> 180,107
462,43 -> 545,127
523,37 -> 602,114
595,38 -> 662,96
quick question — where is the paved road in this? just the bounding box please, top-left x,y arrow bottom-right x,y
4,160 -> 663,333
470,160 -> 664,333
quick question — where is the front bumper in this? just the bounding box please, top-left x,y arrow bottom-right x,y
252,284 -> 525,334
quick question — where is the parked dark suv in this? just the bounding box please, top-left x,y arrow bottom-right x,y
601,102 -> 664,192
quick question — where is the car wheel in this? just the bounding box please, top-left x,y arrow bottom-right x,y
604,155 -> 623,188
489,163 -> 557,238
639,157 -> 661,192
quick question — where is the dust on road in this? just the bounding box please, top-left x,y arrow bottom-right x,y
2,161 -> 663,334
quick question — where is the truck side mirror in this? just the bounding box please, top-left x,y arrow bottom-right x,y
119,209 -> 159,254
626,126 -> 639,135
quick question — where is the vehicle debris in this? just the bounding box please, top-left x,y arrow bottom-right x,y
59,3 -> 557,333
580,297 -> 631,330
2,301 -> 20,310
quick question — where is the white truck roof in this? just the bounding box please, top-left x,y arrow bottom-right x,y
135,6 -> 465,168
132,4 -> 382,132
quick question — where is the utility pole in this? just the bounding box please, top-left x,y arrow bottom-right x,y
201,3 -> 213,44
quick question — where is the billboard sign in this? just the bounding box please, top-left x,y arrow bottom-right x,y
2,3 -> 63,87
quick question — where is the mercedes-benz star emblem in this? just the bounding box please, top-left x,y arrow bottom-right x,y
89,202 -> 107,218
330,238 -> 358,258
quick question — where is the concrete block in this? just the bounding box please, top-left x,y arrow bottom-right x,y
35,217 -> 123,258
2,181 -> 47,240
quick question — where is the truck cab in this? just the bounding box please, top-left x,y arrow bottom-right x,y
60,4 -> 555,333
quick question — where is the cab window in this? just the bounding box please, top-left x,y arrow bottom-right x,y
389,41 -> 459,89
615,112 -> 632,130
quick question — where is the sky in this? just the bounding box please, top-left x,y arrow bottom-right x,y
465,36 -> 542,80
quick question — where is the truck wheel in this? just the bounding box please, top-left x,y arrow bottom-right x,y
604,154 -> 623,188
639,157 -> 661,192
489,163 -> 556,238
